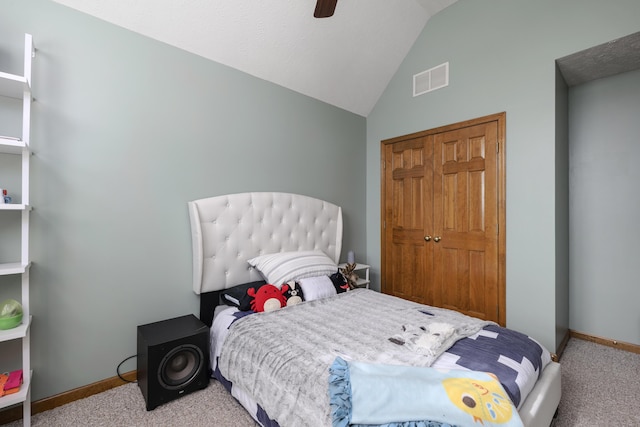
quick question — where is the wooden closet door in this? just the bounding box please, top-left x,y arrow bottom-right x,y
432,121 -> 499,321
381,113 -> 505,325
381,137 -> 433,304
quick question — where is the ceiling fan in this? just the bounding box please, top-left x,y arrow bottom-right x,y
314,0 -> 338,18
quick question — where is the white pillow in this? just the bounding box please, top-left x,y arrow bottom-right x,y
298,275 -> 337,301
247,250 -> 337,286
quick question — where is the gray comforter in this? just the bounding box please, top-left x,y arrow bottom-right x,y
217,289 -> 493,427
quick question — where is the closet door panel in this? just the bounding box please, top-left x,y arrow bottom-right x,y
382,138 -> 433,304
433,121 -> 499,321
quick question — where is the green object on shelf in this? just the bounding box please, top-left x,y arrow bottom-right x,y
0,299 -> 23,330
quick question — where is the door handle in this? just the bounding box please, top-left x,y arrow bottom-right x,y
434,236 -> 441,242
424,235 -> 431,242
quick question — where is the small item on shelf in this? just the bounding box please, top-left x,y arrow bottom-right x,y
347,250 -> 355,264
0,373 -> 7,397
0,299 -> 23,330
0,371 -> 21,397
1,189 -> 9,204
3,369 -> 23,395
0,189 -> 5,204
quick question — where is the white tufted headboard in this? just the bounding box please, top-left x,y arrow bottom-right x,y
188,192 -> 343,295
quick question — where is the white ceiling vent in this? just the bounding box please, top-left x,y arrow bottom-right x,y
413,62 -> 449,96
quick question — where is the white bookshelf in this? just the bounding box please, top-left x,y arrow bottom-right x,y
0,33 -> 34,426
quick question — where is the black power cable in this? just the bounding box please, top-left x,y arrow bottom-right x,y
117,354 -> 137,383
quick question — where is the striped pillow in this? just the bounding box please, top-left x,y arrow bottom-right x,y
247,250 -> 338,287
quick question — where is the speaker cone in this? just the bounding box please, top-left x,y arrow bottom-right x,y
158,344 -> 203,390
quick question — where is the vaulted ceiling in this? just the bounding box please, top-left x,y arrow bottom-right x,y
51,0 -> 458,117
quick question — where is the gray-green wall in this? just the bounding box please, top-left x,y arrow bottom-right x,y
366,0 -> 640,352
569,69 -> 640,344
0,0 -> 366,401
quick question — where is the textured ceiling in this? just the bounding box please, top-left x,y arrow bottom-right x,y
51,0 -> 458,117
557,31 -> 640,86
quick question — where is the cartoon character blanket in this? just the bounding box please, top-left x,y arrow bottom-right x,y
329,357 -> 524,427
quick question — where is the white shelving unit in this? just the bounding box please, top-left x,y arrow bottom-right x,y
0,33 -> 34,426
339,263 -> 370,289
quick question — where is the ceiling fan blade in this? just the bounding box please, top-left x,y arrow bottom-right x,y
314,0 -> 338,18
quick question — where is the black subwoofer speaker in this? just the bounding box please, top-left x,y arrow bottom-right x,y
137,314 -> 210,410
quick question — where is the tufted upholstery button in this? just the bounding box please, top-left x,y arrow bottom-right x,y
189,192 -> 342,294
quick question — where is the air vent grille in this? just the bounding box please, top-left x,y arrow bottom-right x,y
413,62 -> 449,97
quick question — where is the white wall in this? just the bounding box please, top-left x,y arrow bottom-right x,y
569,69 -> 640,344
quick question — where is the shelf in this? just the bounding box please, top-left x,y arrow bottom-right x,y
0,370 -> 32,409
339,262 -> 369,269
0,263 -> 30,276
0,33 -> 34,424
0,136 -> 27,155
0,204 -> 30,211
353,278 -> 370,287
0,315 -> 32,343
0,71 -> 30,100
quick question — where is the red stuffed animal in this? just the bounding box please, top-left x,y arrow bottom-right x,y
247,284 -> 290,312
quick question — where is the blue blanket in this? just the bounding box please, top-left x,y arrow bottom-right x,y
329,357 -> 524,427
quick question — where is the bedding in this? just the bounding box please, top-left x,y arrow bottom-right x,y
248,250 -> 339,286
210,289 -> 551,427
220,280 -> 267,310
297,275 -> 337,301
329,357 -> 523,427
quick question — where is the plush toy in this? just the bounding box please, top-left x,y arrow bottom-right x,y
283,281 -> 304,306
388,323 -> 455,357
339,262 -> 359,290
247,284 -> 289,312
329,272 -> 350,293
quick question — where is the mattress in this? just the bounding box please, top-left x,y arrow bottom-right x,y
209,289 -> 555,427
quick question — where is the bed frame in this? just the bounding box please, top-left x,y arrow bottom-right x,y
188,192 -> 342,327
188,192 -> 561,427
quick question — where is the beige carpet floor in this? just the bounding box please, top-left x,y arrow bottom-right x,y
554,338 -> 640,426
3,337 -> 639,426
3,380 -> 259,427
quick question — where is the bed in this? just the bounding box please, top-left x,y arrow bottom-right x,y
188,192 -> 561,427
